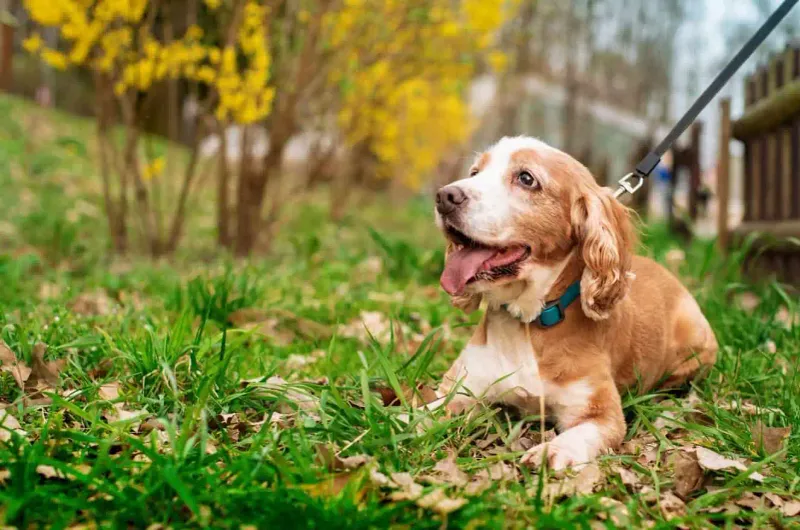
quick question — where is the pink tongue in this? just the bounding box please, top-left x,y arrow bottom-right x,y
440,247 -> 499,296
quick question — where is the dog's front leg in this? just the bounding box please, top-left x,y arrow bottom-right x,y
520,376 -> 625,470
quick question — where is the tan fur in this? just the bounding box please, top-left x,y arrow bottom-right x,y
435,137 -> 718,470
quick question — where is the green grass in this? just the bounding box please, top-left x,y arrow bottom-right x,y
0,94 -> 799,529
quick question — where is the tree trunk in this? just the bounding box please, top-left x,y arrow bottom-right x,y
0,2 -> 13,92
217,124 -> 232,248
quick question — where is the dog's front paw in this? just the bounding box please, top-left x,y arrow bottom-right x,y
520,438 -> 591,471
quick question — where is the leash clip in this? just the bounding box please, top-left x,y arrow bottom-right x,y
614,172 -> 644,198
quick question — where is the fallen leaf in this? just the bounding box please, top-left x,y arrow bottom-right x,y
464,474 -> 490,496
421,452 -> 468,487
36,465 -> 63,479
734,492 -> 763,510
653,410 -> 680,431
753,422 -> 791,457
316,445 -> 372,471
486,461 -> 517,482
98,383 -> 120,401
764,492 -> 784,507
369,467 -> 392,487
782,500 -> 800,517
659,492 -> 686,520
69,289 -> 115,316
671,451 -> 704,499
775,306 -> 798,329
388,472 -> 424,501
27,343 -> 65,392
415,488 -> 467,514
598,497 -> 630,526
0,340 -> 32,388
38,282 -> 62,300
475,433 -> 500,450
0,409 -> 25,442
340,311 -> 392,343
544,463 -> 603,498
242,376 -> 319,413
694,447 -> 763,482
103,403 -> 148,427
735,292 -> 760,313
612,465 -> 642,488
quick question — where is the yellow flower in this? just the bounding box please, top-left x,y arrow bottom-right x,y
22,34 -> 43,53
41,50 -> 68,70
142,157 -> 165,181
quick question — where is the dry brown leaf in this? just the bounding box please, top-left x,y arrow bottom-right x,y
544,463 -> 603,498
782,500 -> 800,517
0,340 -> 32,388
340,311 -> 392,342
368,467 -> 392,487
475,433 -> 500,450
36,464 -> 63,479
671,451 -> 704,499
28,343 -> 65,392
775,306 -> 798,329
735,292 -> 760,313
98,383 -> 120,401
104,403 -> 148,427
0,410 -> 25,442
285,350 -> 326,371
415,488 -> 467,515
388,472 -> 424,501
734,492 -> 763,510
69,289 -> 115,316
764,492 -> 784,507
612,465 -> 642,488
753,422 -> 791,457
316,445 -> 372,471
464,474 -> 490,496
694,447 -> 764,482
659,492 -> 686,520
38,282 -> 62,300
421,452 -> 468,487
598,497 -> 630,526
487,461 -> 518,481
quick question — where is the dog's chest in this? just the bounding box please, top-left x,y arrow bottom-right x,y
446,311 -> 546,410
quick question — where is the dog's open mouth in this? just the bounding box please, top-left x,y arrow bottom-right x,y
441,224 -> 531,296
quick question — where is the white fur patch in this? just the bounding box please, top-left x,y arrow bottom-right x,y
439,311 -> 545,411
444,136 -> 557,244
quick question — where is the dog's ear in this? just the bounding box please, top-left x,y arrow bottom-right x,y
445,241 -> 482,313
571,187 -> 635,320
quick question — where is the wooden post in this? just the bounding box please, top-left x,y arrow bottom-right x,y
688,121 -> 703,221
0,2 -> 14,92
717,98 -> 731,252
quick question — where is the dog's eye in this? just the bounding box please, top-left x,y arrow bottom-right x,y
469,168 -> 479,177
517,171 -> 538,189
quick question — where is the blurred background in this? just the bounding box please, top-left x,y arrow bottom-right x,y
0,0 -> 797,260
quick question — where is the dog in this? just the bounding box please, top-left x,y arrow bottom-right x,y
431,136 -> 718,470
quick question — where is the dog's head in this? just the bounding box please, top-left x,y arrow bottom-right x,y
436,136 -> 635,320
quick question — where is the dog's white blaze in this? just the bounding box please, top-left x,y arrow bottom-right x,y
440,311 -> 544,411
446,136 -> 555,243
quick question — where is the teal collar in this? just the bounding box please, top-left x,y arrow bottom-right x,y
503,281 -> 581,328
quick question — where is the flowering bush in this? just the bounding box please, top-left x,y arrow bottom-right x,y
22,0 -> 517,254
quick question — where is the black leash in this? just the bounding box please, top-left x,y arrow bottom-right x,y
614,0 -> 800,198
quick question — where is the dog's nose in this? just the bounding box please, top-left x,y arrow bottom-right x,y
436,186 -> 468,215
